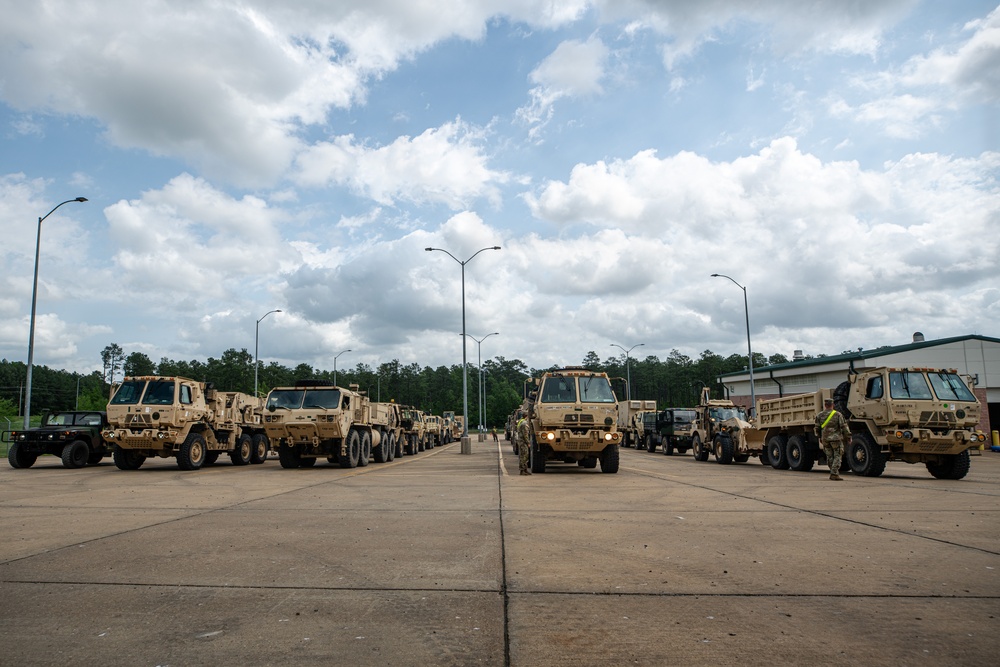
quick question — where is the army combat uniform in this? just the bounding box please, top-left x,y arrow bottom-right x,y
814,402 -> 852,481
516,417 -> 532,475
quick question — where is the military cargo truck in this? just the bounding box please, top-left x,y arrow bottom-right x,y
643,408 -> 697,455
690,387 -> 751,464
103,376 -> 269,470
524,367 -> 621,473
617,399 -> 656,449
263,380 -> 401,468
424,414 -> 444,448
400,407 -> 428,454
748,367 -> 986,478
5,411 -> 110,469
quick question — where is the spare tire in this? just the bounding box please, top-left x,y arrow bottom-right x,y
833,381 -> 852,418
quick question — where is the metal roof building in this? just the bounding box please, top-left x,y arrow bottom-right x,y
718,334 -> 1000,436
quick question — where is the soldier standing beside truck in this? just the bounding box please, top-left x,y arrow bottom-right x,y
814,397 -> 851,481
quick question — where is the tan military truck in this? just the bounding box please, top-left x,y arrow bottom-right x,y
399,406 -> 428,454
690,387 -> 751,464
262,380 -> 401,468
103,376 -> 269,470
424,414 -> 444,448
747,367 -> 987,478
524,367 -> 622,473
617,399 -> 657,450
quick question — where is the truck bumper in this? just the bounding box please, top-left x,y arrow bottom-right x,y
536,429 -> 620,453
103,428 -> 176,450
890,429 -> 981,456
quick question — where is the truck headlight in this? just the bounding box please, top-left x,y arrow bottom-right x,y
545,432 -> 555,441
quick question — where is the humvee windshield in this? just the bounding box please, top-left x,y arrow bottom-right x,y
927,372 -> 976,402
110,380 -> 146,405
888,372 -> 933,400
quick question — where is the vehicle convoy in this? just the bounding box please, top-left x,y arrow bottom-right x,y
717,367 -> 987,479
617,399 -> 656,449
262,380 -> 403,468
688,387 -> 752,463
523,367 -> 622,474
5,411 -> 111,469
643,408 -> 698,455
103,376 -> 269,470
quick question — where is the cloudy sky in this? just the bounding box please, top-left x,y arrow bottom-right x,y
1,0 -> 998,378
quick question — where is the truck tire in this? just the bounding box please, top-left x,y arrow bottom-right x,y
530,439 -> 546,473
847,432 -> 886,477
113,446 -> 145,470
339,429 -> 361,468
251,434 -> 269,464
373,431 -> 388,463
61,440 -> 90,469
599,444 -> 620,473
300,456 -> 316,467
714,434 -> 734,464
230,434 -> 252,466
692,435 -> 709,462
645,435 -> 656,453
8,442 -> 38,469
359,431 -> 371,467
926,450 -> 971,480
384,432 -> 396,462
833,382 -> 852,418
581,456 -> 597,468
178,433 -> 207,470
786,435 -> 815,472
87,450 -> 105,465
278,443 -> 301,468
663,440 -> 675,456
767,435 -> 789,470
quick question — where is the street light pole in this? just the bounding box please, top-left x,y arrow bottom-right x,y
463,332 -> 499,431
712,273 -> 755,417
425,245 -> 501,454
254,309 -> 281,397
610,342 -> 644,401
24,197 -> 88,428
333,348 -> 352,387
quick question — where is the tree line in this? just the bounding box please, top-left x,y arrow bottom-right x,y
1,344 -> 793,428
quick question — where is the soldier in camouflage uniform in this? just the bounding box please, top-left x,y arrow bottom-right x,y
814,397 -> 852,481
516,411 -> 532,475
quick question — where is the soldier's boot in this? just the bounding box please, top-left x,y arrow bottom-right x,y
829,473 -> 843,481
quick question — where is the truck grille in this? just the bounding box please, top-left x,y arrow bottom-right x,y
915,410 -> 958,428
563,414 -> 594,425
125,413 -> 152,427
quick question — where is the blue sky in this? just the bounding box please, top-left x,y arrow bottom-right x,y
1,0 -> 997,379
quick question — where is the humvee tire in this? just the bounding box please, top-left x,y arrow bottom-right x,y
61,440 -> 90,469
8,442 -> 38,469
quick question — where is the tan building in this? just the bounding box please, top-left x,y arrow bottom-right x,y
718,334 -> 1000,436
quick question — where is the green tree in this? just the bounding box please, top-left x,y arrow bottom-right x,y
123,352 -> 156,377
101,343 -> 124,383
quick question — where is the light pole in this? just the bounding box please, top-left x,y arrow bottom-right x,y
610,342 -> 644,401
24,196 -> 88,428
426,245 -> 501,454
254,309 -> 281,397
712,273 -> 755,417
333,349 -> 352,386
463,332 -> 499,431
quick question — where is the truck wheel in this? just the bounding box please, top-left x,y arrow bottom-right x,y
178,433 -> 207,470
714,435 -> 734,464
339,429 -> 360,468
529,439 -> 546,473
300,456 -> 316,467
847,432 -> 886,477
251,434 -> 270,464
8,442 -> 38,469
61,440 -> 90,469
87,450 -> 105,465
599,444 -> 620,473
645,435 -> 656,453
926,450 -> 971,480
767,435 -> 789,470
581,456 -> 598,468
833,382 -> 852,418
359,431 -> 371,467
278,444 -> 301,469
383,432 -> 396,462
786,435 -> 814,472
373,432 -> 388,463
692,436 -> 709,462
663,441 -> 674,456
230,434 -> 252,466
113,446 -> 145,470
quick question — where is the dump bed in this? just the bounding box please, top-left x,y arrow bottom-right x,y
756,389 -> 832,429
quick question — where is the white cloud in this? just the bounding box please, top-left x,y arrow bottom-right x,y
294,119 -> 511,209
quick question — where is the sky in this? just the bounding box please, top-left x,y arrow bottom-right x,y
1,0 -> 998,378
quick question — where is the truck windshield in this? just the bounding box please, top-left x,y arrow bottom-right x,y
579,376 -> 616,403
141,381 -> 175,405
888,372 -> 933,399
540,377 -> 577,403
266,389 -> 305,410
302,388 -> 341,409
927,372 -> 976,402
110,380 -> 146,405
673,410 -> 696,423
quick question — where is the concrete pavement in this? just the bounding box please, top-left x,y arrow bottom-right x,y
1,442 -> 998,666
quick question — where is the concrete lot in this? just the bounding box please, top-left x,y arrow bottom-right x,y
1,442 -> 998,666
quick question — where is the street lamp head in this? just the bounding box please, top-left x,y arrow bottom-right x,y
491,246 -> 501,250
424,247 -> 434,251
711,273 -> 719,277
75,197 -> 88,202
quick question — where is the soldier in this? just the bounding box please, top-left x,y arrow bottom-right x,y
492,427 -> 499,443
516,410 -> 532,475
814,397 -> 851,481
